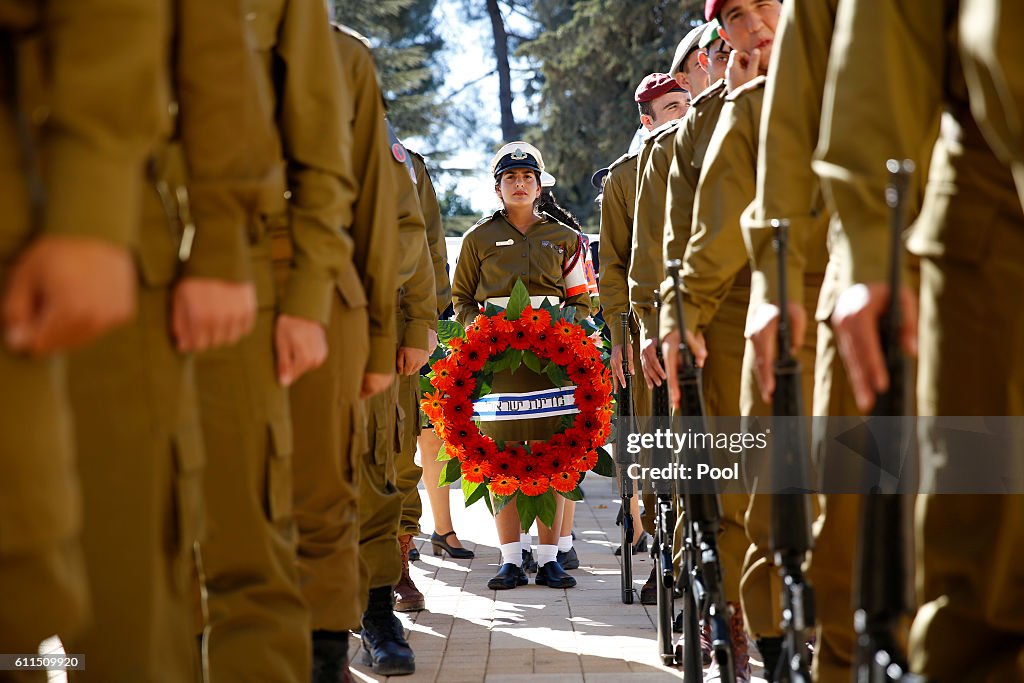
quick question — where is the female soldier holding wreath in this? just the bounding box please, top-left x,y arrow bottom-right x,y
451,142 -> 591,590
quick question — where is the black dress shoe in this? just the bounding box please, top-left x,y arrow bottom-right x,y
408,545 -> 420,562
556,547 -> 579,570
521,548 -> 538,574
430,530 -> 475,559
536,561 -> 577,588
640,566 -> 658,605
614,531 -> 649,556
488,563 -> 528,590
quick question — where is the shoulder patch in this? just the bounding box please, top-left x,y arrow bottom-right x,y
608,150 -> 639,172
726,75 -> 767,102
691,78 -> 727,107
385,120 -> 417,183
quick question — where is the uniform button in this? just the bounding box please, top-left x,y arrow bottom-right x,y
246,11 -> 256,20
521,252 -> 527,257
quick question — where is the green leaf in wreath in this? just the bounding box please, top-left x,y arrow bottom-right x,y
484,302 -> 502,316
522,350 -> 542,374
493,492 -> 515,514
483,488 -> 495,516
462,477 -> 487,507
505,278 -> 530,320
559,414 -> 576,431
438,319 -> 466,344
516,492 -> 537,532
439,457 -> 462,486
558,486 -> 585,502
419,374 -> 433,395
535,490 -> 557,528
489,350 -> 513,374
437,444 -> 451,461
593,447 -> 616,477
508,349 -> 523,374
545,363 -> 569,387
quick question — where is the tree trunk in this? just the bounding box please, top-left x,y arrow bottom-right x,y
486,0 -> 520,142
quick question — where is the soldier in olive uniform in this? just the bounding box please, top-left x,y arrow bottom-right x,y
670,23 -> 712,102
0,0 -> 164,671
357,132 -> 435,677
196,1 -> 361,680
815,1 -> 1024,679
393,149 -> 452,612
291,24 -> 399,682
452,143 -> 589,592
61,3 -> 280,681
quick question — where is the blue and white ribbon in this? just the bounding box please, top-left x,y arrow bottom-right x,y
473,385 -> 578,421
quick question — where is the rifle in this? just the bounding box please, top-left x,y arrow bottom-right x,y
616,312 -> 636,605
651,291 -> 678,665
768,219 -> 815,683
666,260 -> 736,682
853,160 -> 922,683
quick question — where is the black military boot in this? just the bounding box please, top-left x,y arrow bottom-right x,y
312,630 -> 354,683
360,586 -> 415,675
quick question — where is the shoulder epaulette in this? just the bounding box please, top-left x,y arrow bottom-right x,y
691,78 -> 727,107
608,150 -> 639,173
653,118 -> 683,143
333,23 -> 373,51
465,211 -> 501,236
726,75 -> 768,102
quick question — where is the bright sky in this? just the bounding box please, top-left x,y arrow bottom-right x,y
405,0 -> 536,214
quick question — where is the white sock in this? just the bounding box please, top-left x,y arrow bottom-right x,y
520,532 -> 532,550
537,544 -> 558,566
500,542 -> 522,566
557,535 -> 573,553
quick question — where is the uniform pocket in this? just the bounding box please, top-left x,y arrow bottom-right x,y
171,427 -> 205,594
265,417 -> 294,523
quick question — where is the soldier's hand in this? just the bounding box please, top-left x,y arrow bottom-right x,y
661,329 -> 708,410
274,314 -> 328,386
639,337 -> 667,389
3,235 -> 136,356
171,278 -> 256,353
396,346 -> 429,376
831,283 -> 918,413
361,371 -> 394,399
745,301 -> 807,404
609,343 -> 636,391
726,48 -> 761,92
427,328 -> 439,355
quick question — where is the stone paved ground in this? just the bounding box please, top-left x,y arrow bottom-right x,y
347,471 -> 768,683
40,471 -> 768,683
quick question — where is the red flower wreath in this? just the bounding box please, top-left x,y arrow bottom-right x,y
420,281 -> 615,521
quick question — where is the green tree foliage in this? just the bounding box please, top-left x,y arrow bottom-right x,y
523,0 -> 704,225
333,0 -> 447,142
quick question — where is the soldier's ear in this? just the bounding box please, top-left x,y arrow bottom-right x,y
717,25 -> 734,49
640,113 -> 654,131
698,51 -> 710,73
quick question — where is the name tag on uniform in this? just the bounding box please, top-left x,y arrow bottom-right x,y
495,239 -> 515,247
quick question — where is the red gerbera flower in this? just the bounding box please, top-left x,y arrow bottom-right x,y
421,390 -> 446,420
551,469 -> 580,493
490,475 -> 520,497
550,341 -> 574,366
573,450 -> 598,471
524,307 -> 552,334
554,320 -> 575,339
468,315 -> 492,337
574,386 -> 601,412
462,460 -> 492,484
520,475 -> 551,497
567,362 -> 590,385
460,341 -> 489,371
508,323 -> 531,351
448,336 -> 465,353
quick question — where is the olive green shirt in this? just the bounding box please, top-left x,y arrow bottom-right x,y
630,118 -> 684,341
392,150 -> 434,351
334,26 -> 399,375
2,0 -> 165,250
453,212 -> 590,327
659,80 -> 728,339
739,0 -> 834,310
248,0 -> 360,326
678,79 -> 766,338
409,151 -> 452,317
597,152 -> 639,346
814,0 -> 1018,285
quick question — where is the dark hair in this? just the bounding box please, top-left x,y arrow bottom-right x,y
538,190 -> 582,230
637,100 -> 655,118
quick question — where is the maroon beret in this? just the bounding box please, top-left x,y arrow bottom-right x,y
705,0 -> 725,21
634,73 -> 684,103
